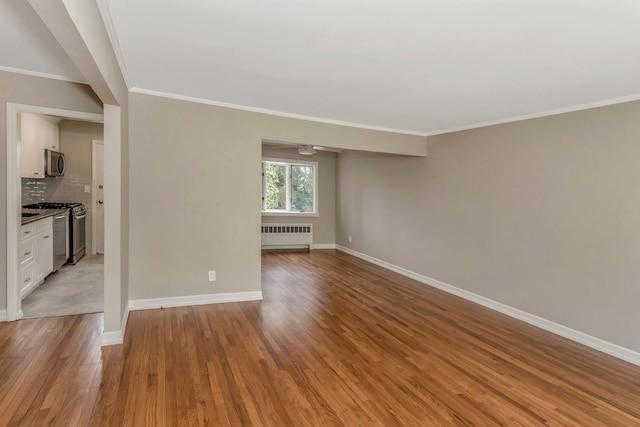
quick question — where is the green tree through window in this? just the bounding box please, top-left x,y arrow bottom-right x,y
262,160 -> 316,213
291,165 -> 313,212
265,163 -> 286,210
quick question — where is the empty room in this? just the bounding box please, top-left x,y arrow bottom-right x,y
1,0 -> 639,425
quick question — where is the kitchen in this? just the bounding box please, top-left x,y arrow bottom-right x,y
18,112 -> 104,318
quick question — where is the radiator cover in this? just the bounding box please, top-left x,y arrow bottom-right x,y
261,223 -> 313,247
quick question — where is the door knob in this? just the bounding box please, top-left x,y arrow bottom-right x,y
98,185 -> 103,189
98,200 -> 104,204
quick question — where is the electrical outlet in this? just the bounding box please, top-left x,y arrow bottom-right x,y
208,270 -> 216,282
348,235 -> 352,243
83,185 -> 90,193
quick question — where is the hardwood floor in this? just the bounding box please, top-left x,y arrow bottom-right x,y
1,249 -> 639,425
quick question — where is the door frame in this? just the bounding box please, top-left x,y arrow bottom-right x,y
5,103 -> 104,321
91,139 -> 104,255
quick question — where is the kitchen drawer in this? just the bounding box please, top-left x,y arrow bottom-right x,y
33,216 -> 52,234
20,263 -> 34,296
21,223 -> 35,241
20,239 -> 35,265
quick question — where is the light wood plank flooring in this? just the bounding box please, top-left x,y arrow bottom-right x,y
0,250 -> 639,425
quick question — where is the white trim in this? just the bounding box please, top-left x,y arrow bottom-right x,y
262,158 -> 318,215
310,243 -> 336,250
0,65 -> 85,84
261,212 -> 319,217
262,156 -> 317,166
101,304 -> 129,346
426,93 -> 640,136
262,244 -> 310,250
6,105 -> 19,322
336,245 -> 640,366
101,330 -> 123,346
129,87 -> 428,137
102,105 -> 123,341
120,304 -> 129,340
129,291 -> 264,311
0,310 -> 6,322
131,88 -> 640,138
95,0 -> 131,89
6,104 -> 104,322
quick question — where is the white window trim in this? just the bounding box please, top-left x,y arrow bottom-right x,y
262,157 -> 319,217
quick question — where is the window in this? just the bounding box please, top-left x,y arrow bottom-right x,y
262,159 -> 317,215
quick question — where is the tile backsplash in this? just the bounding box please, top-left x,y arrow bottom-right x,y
22,177 -> 95,254
21,178 -> 50,204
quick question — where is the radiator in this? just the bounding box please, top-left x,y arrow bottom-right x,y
261,223 -> 313,248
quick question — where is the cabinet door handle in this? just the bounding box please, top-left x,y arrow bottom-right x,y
23,251 -> 32,256
34,172 -> 40,175
23,230 -> 32,235
24,277 -> 31,283
43,235 -> 50,239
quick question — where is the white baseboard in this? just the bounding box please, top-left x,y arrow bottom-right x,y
336,245 -> 640,366
311,243 -> 336,250
101,330 -> 123,346
129,291 -> 263,311
262,244 -> 309,250
0,310 -> 6,322
101,305 -> 130,347
120,305 -> 130,340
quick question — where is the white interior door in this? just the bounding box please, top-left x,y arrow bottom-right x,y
93,140 -> 105,254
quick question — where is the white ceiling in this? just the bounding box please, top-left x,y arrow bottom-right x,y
0,0 -> 85,82
4,1 -> 640,135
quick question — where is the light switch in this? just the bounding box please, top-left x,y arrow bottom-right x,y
84,185 -> 90,193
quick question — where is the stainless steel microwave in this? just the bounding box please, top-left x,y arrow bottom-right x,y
45,149 -> 66,177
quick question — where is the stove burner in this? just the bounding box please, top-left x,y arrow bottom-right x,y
24,202 -> 82,209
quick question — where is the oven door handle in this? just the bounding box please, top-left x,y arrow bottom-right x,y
74,214 -> 87,220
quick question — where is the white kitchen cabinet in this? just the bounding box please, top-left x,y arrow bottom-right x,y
19,113 -> 60,178
45,115 -> 59,150
20,216 -> 53,298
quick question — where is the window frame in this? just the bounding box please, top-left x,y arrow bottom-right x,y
262,157 -> 318,217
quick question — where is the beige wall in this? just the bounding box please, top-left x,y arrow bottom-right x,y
336,100 -> 640,353
58,119 -> 104,253
59,120 -> 103,180
0,70 -> 102,311
128,92 -> 425,300
261,146 -> 336,245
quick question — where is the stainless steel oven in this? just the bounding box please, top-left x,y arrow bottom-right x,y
23,202 -> 86,265
70,205 -> 86,264
52,211 -> 69,271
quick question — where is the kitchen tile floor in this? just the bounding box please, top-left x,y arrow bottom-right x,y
21,255 -> 104,318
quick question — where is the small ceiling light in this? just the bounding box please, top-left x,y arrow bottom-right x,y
298,145 -> 316,155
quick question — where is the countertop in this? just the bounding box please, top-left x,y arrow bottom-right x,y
21,208 -> 68,226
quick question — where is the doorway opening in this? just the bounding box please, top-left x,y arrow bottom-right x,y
6,104 -> 104,320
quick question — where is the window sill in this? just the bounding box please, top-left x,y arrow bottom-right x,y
261,211 -> 319,218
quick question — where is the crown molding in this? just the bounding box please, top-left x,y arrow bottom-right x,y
426,93 -> 640,136
129,87 -> 429,137
0,65 -> 85,84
